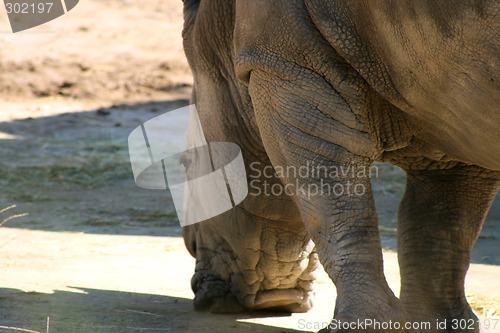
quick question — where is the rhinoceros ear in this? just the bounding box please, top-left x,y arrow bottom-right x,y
183,224 -> 197,257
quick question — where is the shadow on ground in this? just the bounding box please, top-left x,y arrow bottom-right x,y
0,99 -> 189,237
0,287 -> 304,333
0,97 -> 498,265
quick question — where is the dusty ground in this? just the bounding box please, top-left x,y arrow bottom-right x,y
0,1 -> 498,332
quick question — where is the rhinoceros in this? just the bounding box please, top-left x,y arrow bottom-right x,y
180,0 -> 500,332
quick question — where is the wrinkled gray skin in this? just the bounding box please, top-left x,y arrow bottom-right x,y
181,0 -> 500,332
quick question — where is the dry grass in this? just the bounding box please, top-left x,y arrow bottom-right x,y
0,327 -> 43,333
0,316 -> 49,333
0,205 -> 29,227
469,293 -> 500,317
0,138 -> 132,189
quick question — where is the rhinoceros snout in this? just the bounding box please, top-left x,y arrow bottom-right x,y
192,274 -> 245,313
191,273 -> 314,313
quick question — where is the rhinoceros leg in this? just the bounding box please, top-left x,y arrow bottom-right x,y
248,69 -> 405,332
302,166 -> 404,333
398,166 -> 500,333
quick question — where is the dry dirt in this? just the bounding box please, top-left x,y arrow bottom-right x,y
0,1 -> 498,332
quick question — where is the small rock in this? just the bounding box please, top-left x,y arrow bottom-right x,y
96,108 -> 111,116
59,81 -> 74,89
77,63 -> 90,72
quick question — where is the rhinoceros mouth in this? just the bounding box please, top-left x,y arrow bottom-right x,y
252,288 -> 306,310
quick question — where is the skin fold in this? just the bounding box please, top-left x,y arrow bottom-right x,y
181,0 -> 500,332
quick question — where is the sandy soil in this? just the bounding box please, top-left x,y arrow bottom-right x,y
0,1 -> 498,332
